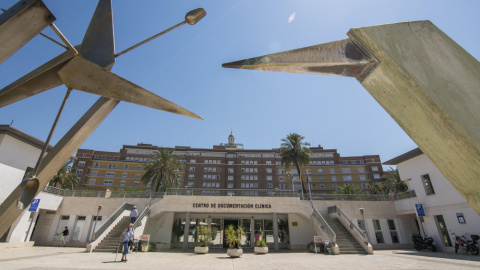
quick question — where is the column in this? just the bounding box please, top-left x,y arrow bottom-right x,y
183,213 -> 190,251
250,217 -> 255,248
273,213 -> 279,251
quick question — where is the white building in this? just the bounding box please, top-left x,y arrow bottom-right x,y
385,148 -> 480,253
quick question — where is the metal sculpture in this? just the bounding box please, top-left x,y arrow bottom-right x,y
0,0 -> 206,236
223,21 -> 480,214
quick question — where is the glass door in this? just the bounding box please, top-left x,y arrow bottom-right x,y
210,218 -> 223,248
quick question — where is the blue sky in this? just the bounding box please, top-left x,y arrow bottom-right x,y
1,0 -> 479,166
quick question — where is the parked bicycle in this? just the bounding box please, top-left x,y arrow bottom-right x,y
452,233 -> 479,255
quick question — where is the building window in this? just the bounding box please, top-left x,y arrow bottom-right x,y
318,169 -> 323,173
124,164 -> 129,169
228,161 -> 234,165
331,176 -> 337,181
106,172 -> 115,177
188,174 -> 194,180
101,155 -> 106,159
373,220 -> 384,243
266,168 -> 272,173
120,180 -> 126,186
371,166 -> 379,171
373,174 -> 380,179
135,173 -> 141,178
228,168 -> 234,173
103,180 -> 113,186
188,182 -> 194,187
94,163 -> 99,168
330,168 -> 335,173
227,183 -> 234,188
343,175 -> 352,181
341,168 -> 351,173
388,220 -> 399,243
108,164 -> 116,169
189,167 -> 195,172
360,175 -> 366,180
78,161 -> 85,166
266,161 -> 272,165
279,177 -> 285,182
267,183 -> 273,188
358,168 -> 365,173
133,181 -> 139,186
361,183 -> 368,189
422,174 -> 435,195
122,172 -> 127,178
76,169 -> 83,174
228,176 -> 233,181
190,160 -> 196,164
278,169 -> 284,174
267,176 -> 272,181
88,179 -> 96,185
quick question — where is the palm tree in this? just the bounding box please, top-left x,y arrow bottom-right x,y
141,147 -> 182,192
49,158 -> 79,190
278,133 -> 312,195
381,168 -> 408,194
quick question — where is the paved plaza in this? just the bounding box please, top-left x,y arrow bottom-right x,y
1,247 -> 480,270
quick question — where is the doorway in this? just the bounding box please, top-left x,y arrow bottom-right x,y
434,215 -> 452,247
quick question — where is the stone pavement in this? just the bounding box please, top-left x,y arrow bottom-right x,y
1,247 -> 480,270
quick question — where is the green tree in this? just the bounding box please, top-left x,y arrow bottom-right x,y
369,183 -> 384,194
141,148 -> 182,192
49,158 -> 79,190
278,133 -> 312,195
333,184 -> 366,200
381,168 -> 408,194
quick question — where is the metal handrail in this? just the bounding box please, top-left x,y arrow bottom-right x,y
311,207 -> 336,244
132,206 -> 150,230
93,203 -> 134,240
330,205 -> 368,243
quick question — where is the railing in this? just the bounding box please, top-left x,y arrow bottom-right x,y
42,186 -> 411,202
133,206 -> 150,230
93,203 -> 134,241
165,188 -> 298,197
329,205 -> 368,243
311,207 -> 336,245
394,190 -> 416,200
108,190 -> 164,199
305,193 -> 390,201
42,186 -> 106,197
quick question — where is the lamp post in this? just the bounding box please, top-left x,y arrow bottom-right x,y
359,208 -> 369,243
91,205 -> 103,241
307,170 -> 312,200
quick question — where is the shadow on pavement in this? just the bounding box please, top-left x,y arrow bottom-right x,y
393,250 -> 480,262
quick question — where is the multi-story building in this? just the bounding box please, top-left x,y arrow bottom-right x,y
73,132 -> 384,194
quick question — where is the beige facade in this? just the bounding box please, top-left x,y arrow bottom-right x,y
74,133 -> 384,195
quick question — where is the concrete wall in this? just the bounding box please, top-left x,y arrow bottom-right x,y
288,213 -> 315,250
394,153 -> 480,252
0,134 -> 41,203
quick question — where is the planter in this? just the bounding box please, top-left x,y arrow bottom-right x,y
254,246 -> 269,254
141,245 -> 149,252
227,248 -> 243,257
194,246 -> 209,254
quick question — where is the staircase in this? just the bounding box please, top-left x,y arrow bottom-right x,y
93,216 -> 131,252
327,218 -> 366,254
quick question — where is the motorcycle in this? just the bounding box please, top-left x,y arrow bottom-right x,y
412,233 -> 437,252
452,233 -> 479,255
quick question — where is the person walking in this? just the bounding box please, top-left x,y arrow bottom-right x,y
120,224 -> 134,262
130,206 -> 138,224
57,226 -> 69,247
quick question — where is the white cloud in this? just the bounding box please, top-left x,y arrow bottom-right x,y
287,12 -> 296,23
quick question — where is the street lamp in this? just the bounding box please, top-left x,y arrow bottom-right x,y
359,208 -> 369,243
115,8 -> 207,57
91,205 -> 103,241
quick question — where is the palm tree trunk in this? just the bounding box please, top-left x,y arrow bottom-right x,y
295,162 -> 306,195
155,171 -> 164,193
